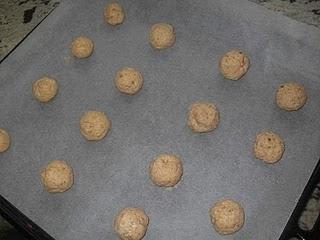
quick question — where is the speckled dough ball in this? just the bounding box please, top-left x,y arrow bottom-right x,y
71,36 -> 94,59
0,129 -> 10,153
187,102 -> 220,133
276,82 -> 307,111
32,76 -> 58,102
104,2 -> 125,25
219,50 -> 250,80
80,111 -> 111,141
40,160 -> 73,193
210,199 -> 245,235
253,131 -> 285,164
114,207 -> 149,240
149,153 -> 183,187
115,67 -> 143,95
149,23 -> 175,49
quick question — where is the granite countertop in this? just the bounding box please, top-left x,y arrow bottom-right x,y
0,0 -> 59,61
0,0 -> 320,239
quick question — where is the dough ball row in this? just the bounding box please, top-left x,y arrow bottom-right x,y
40,158 -> 243,238
112,198 -> 244,239
0,2 -> 310,239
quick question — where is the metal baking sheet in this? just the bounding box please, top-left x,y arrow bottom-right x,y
1,0 -> 320,239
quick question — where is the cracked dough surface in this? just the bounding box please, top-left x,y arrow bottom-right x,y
71,36 -> 94,59
40,160 -> 73,193
149,23 -> 175,49
210,199 -> 245,235
80,111 -> 111,141
32,76 -> 58,102
114,207 -> 149,240
276,82 -> 307,111
104,2 -> 125,25
187,102 -> 219,133
149,153 -> 183,187
115,67 -> 143,95
253,131 -> 285,163
219,50 -> 250,80
0,128 -> 10,153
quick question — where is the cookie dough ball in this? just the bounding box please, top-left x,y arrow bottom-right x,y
71,36 -> 94,59
253,131 -> 285,164
187,102 -> 219,133
104,2 -> 125,25
0,129 -> 10,153
149,23 -> 175,49
114,207 -> 149,240
149,153 -> 183,187
40,160 -> 73,193
115,67 -> 143,95
80,111 -> 111,141
210,199 -> 245,235
219,50 -> 250,80
32,76 -> 58,103
276,82 -> 307,111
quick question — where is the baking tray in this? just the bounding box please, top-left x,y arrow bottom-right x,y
1,0 -> 320,239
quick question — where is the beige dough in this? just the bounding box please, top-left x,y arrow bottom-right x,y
149,153 -> 183,187
276,82 -> 307,111
0,128 -> 10,153
40,160 -> 73,193
32,76 -> 58,102
210,199 -> 245,235
114,207 -> 149,240
219,50 -> 250,80
104,2 -> 125,25
187,102 -> 220,133
253,131 -> 285,164
115,67 -> 143,95
149,23 -> 175,49
71,36 -> 94,59
80,111 -> 111,141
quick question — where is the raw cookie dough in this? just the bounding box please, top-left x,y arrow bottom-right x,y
80,111 -> 111,141
187,102 -> 220,133
0,129 -> 10,153
210,199 -> 245,235
104,2 -> 125,25
219,50 -> 250,80
114,207 -> 149,240
114,67 -> 143,95
32,76 -> 58,102
276,82 -> 307,111
40,160 -> 73,193
253,131 -> 285,164
149,153 -> 183,187
149,23 -> 175,49
71,36 -> 94,59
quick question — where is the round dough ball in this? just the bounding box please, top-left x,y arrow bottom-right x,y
149,153 -> 183,187
80,111 -> 111,141
104,2 -> 125,25
253,131 -> 285,164
0,128 -> 10,153
210,199 -> 245,235
71,36 -> 94,59
32,76 -> 58,103
114,207 -> 149,240
149,23 -> 175,49
219,50 -> 250,80
115,67 -> 143,95
276,82 -> 307,111
40,160 -> 73,193
187,102 -> 220,133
